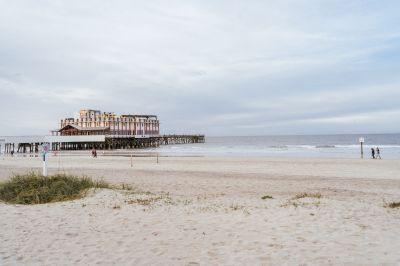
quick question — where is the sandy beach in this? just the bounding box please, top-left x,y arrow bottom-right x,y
1,155 -> 400,265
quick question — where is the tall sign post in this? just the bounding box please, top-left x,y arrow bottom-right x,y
359,137 -> 364,159
130,154 -> 133,167
42,143 -> 50,176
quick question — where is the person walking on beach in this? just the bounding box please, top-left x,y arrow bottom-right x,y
371,147 -> 375,159
376,147 -> 381,159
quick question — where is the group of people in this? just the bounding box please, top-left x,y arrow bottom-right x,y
371,147 -> 381,159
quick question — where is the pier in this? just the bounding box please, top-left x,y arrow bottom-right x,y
104,135 -> 205,150
0,109 -> 205,154
0,134 -> 205,154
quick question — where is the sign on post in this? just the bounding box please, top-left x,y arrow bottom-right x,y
359,137 -> 364,159
42,143 -> 50,176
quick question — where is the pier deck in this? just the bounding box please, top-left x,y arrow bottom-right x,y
0,135 -> 205,154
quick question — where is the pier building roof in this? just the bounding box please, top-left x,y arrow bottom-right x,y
58,125 -> 110,132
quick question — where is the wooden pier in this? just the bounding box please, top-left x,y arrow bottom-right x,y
1,135 -> 205,154
82,135 -> 205,150
1,109 -> 205,155
103,135 -> 205,150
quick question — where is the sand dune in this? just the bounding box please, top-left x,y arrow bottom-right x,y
1,155 -> 400,265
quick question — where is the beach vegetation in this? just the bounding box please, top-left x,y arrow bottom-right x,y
124,193 -> 170,206
126,197 -> 160,205
182,199 -> 193,205
281,193 -> 323,208
229,204 -> 247,211
293,192 -> 322,200
112,204 -> 121,209
0,172 -> 109,204
281,200 -> 321,208
385,201 -> 400,208
261,195 -> 273,200
121,183 -> 134,190
227,204 -> 250,215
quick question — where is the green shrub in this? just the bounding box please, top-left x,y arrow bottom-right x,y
0,172 -> 108,204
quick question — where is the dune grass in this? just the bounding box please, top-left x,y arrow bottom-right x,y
385,201 -> 400,208
293,192 -> 322,200
0,172 -> 109,204
261,195 -> 273,200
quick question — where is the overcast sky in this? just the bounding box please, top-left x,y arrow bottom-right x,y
1,1 -> 400,136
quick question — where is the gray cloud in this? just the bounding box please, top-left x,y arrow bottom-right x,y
1,0 -> 400,136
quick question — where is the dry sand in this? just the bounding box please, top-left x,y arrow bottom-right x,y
1,155 -> 400,265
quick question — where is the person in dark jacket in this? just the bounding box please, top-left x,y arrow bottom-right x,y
371,148 -> 375,159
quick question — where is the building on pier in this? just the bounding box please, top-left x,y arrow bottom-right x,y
57,109 -> 159,136
0,109 -> 204,154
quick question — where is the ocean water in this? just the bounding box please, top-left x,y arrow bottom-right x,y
148,134 -> 400,159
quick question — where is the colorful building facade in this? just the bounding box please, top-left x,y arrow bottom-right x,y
58,109 -> 160,136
